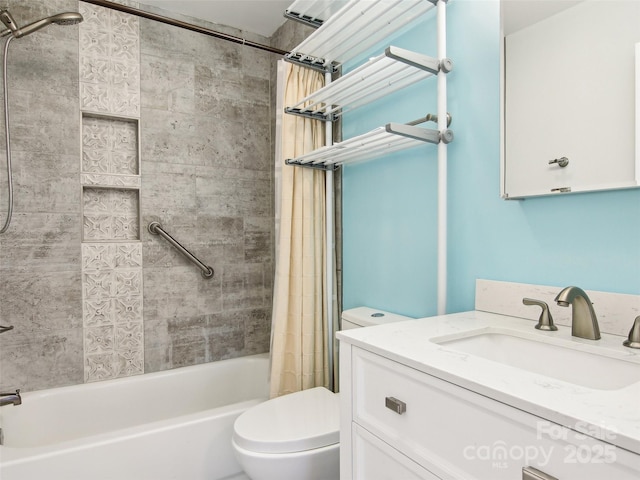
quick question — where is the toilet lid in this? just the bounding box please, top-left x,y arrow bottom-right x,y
233,386 -> 340,454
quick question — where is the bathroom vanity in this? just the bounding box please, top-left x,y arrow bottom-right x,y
337,298 -> 640,479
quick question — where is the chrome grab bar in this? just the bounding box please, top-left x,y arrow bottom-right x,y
148,222 -> 214,279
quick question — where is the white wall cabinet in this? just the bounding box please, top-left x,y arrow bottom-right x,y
340,344 -> 640,480
501,0 -> 640,198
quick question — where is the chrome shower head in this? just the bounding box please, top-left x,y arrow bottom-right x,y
49,12 -> 84,26
0,10 -> 83,38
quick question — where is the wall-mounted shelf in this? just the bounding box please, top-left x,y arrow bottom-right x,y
285,0 -> 437,71
286,46 -> 451,122
284,0 -> 349,28
286,123 -> 453,170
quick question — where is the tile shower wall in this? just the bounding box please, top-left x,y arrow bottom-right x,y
0,0 -> 84,391
0,0 -> 274,392
139,6 -> 273,373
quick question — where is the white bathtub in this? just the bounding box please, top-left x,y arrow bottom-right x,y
0,353 -> 269,480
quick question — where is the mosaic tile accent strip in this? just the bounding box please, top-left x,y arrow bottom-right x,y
82,115 -> 139,175
83,187 -> 140,241
82,242 -> 144,382
79,3 -> 140,116
79,2 -> 143,384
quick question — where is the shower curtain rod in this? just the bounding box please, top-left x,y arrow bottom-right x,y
80,0 -> 289,56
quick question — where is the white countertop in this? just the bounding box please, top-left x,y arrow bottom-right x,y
337,310 -> 640,455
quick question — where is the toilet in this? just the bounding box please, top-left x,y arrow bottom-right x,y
232,307 -> 413,480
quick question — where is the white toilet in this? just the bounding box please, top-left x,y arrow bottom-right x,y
232,307 -> 413,480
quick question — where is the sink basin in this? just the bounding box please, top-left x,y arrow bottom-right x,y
434,330 -> 640,390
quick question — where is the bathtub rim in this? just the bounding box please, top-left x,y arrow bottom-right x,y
0,352 -> 270,456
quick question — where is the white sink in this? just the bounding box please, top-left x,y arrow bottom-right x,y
434,330 -> 640,390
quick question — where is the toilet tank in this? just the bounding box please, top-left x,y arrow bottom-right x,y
341,306 -> 414,330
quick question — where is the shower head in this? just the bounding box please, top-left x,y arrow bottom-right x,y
0,10 -> 83,38
49,12 -> 84,26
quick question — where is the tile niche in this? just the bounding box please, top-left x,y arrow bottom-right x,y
81,113 -> 141,242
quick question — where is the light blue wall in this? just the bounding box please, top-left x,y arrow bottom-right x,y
342,0 -> 640,318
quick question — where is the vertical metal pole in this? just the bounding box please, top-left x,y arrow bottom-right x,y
325,70 -> 335,392
436,0 -> 448,315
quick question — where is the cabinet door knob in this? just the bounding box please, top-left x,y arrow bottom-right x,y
548,156 -> 569,167
385,396 -> 406,415
523,466 -> 558,480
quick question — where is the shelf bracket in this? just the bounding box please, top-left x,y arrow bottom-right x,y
285,159 -> 340,171
284,53 -> 338,74
284,107 -> 337,123
385,123 -> 454,145
284,10 -> 324,29
385,46 -> 446,75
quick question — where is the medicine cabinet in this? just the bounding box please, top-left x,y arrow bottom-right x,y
501,0 -> 640,199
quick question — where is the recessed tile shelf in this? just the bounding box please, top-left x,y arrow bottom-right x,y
82,113 -> 140,176
83,187 -> 140,241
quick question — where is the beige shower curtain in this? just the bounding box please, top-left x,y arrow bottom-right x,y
269,62 -> 328,398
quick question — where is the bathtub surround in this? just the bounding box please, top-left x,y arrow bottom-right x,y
0,0 -> 276,392
0,0 -> 85,391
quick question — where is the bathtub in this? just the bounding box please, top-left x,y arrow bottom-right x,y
0,353 -> 269,480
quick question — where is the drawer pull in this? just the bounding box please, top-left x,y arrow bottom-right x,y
385,396 -> 406,415
523,466 -> 558,480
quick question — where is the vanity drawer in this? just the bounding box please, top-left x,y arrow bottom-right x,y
352,423 -> 441,480
351,347 -> 640,480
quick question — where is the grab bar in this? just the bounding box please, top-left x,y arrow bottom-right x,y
148,222 -> 214,279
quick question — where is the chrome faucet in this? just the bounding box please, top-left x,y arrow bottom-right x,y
0,389 -> 21,407
554,286 -> 600,340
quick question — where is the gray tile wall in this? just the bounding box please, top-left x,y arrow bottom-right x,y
0,0 -> 279,391
0,0 -> 85,391
139,14 -> 274,373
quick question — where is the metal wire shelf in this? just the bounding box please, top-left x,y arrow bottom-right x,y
285,123 -> 453,170
285,46 -> 450,122
285,0 -> 437,71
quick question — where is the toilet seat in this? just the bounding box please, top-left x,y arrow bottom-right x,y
233,387 -> 340,454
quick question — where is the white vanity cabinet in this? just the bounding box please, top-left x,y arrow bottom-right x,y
339,343 -> 640,480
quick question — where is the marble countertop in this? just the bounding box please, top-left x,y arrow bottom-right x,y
337,310 -> 640,455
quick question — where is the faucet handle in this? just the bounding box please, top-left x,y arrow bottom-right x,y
623,316 -> 640,349
523,298 -> 558,331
